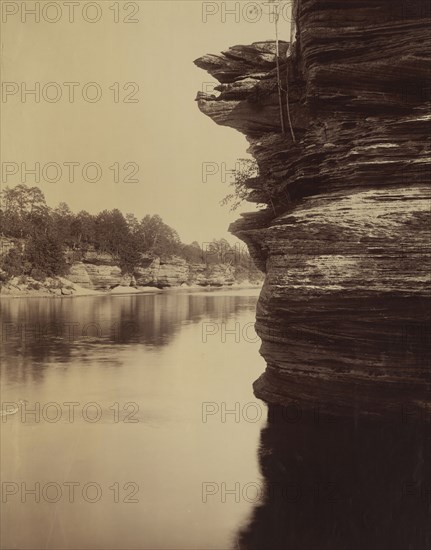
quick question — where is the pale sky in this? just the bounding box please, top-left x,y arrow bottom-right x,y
1,0 -> 291,244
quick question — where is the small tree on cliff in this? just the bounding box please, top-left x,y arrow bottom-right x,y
220,159 -> 257,211
221,159 -> 283,214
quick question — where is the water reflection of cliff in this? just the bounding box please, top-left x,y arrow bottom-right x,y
237,407 -> 430,550
1,293 -> 258,384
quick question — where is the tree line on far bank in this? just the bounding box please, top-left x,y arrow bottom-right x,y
0,184 -> 260,283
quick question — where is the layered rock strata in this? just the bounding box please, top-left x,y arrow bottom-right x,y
195,0 -> 431,417
67,255 -> 238,290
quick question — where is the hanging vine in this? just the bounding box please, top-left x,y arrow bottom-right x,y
271,0 -> 296,142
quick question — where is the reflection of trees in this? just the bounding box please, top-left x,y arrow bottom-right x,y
111,294 -> 257,345
1,293 -> 258,384
237,407 -> 430,550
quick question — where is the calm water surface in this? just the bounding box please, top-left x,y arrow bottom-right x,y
2,291 -> 430,550
1,290 -> 266,550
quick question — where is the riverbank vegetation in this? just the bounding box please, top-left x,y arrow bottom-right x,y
0,185 -> 261,284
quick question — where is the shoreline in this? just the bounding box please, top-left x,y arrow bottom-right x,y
0,282 -> 263,299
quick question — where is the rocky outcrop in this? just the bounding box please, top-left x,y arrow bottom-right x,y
67,255 -> 244,290
0,239 -> 259,291
157,257 -> 189,287
67,261 -> 124,290
0,276 -> 79,297
189,263 -> 236,286
67,262 -> 93,288
134,257 -> 160,286
195,0 -> 431,417
82,250 -> 118,265
81,264 -> 123,290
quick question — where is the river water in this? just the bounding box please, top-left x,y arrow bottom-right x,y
2,291 -> 430,550
0,290 -> 267,550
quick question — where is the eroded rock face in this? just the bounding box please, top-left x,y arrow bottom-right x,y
157,257 -> 189,287
82,264 -> 123,290
67,251 -> 123,290
195,0 -> 431,417
189,263 -> 236,286
134,258 -> 161,286
68,262 -> 93,288
67,256 -> 240,290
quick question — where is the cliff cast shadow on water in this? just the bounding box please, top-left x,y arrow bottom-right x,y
236,406 -> 431,550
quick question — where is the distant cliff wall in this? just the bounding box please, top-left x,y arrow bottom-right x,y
0,238 -> 260,292
67,254 -> 239,290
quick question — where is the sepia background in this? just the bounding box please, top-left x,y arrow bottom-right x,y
1,0 -> 291,243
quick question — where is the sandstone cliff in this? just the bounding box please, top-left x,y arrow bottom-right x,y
195,0 -> 430,417
0,237 -> 260,293
67,254 -> 239,290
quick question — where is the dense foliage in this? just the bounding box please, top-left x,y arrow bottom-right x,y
0,185 -> 260,281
